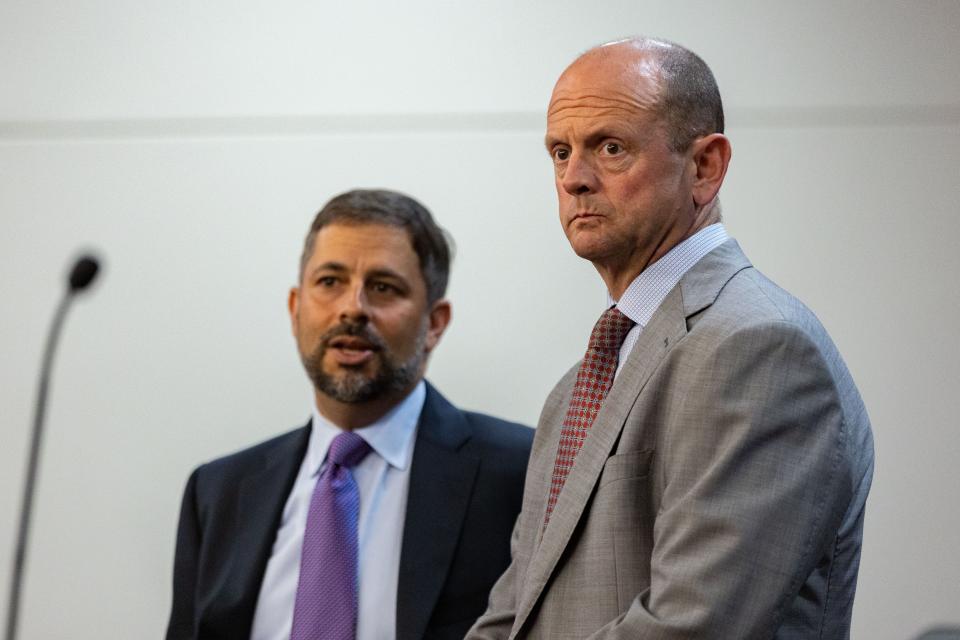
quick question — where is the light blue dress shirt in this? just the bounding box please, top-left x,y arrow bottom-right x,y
250,381 -> 425,640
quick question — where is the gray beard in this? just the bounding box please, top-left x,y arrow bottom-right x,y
301,323 -> 426,404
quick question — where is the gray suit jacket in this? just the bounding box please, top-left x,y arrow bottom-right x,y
467,241 -> 874,639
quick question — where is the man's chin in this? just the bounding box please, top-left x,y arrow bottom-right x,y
567,224 -> 631,261
568,236 -> 610,262
303,343 -> 424,405
317,370 -> 381,404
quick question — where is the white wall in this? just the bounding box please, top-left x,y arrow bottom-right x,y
1,1 -> 958,638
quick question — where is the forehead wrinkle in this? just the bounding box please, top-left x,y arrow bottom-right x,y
547,101 -> 654,122
547,95 -> 659,140
550,87 -> 647,104
548,79 -> 661,122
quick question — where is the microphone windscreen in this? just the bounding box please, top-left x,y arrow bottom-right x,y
68,256 -> 100,292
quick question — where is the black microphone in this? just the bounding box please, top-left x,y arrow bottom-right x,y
68,256 -> 99,292
5,254 -> 102,640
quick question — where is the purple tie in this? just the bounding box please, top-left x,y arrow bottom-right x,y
290,431 -> 372,640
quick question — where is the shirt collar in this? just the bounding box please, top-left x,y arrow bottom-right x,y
608,223 -> 729,327
303,380 -> 426,477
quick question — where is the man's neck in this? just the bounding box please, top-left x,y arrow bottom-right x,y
598,204 -> 721,300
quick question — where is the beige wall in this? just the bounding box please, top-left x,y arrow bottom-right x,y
1,1 -> 958,637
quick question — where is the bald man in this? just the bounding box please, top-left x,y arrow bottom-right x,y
467,38 -> 873,639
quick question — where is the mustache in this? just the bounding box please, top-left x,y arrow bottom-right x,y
319,321 -> 387,351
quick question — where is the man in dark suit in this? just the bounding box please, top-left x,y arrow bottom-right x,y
166,189 -> 533,640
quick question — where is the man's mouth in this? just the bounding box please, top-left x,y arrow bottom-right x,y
326,336 -> 380,366
572,210 -> 602,221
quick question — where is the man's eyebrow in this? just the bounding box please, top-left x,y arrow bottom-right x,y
366,268 -> 410,287
546,124 -> 649,152
308,262 -> 348,277
544,134 -> 565,151
544,129 -> 604,152
309,263 -> 410,285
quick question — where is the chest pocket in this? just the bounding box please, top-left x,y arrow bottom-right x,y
599,449 -> 653,487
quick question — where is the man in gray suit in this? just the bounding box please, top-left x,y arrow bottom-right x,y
467,37 -> 874,639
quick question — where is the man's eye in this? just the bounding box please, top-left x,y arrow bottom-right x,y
553,148 -> 570,162
371,282 -> 397,294
317,276 -> 338,287
603,142 -> 622,155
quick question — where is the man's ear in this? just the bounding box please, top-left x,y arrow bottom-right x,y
288,287 -> 300,336
424,299 -> 452,353
690,133 -> 732,207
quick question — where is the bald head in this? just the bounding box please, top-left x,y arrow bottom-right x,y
557,37 -> 724,151
545,36 -> 732,296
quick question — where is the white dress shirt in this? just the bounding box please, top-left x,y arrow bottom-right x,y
250,381 -> 425,640
611,224 -> 730,377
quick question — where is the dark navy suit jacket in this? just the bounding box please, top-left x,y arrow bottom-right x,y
166,382 -> 533,640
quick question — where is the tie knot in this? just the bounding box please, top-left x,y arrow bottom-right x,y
327,431 -> 372,468
588,306 -> 635,352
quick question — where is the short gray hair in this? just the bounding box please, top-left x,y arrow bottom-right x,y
605,37 -> 725,151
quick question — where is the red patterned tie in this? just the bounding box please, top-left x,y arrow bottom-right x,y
543,306 -> 635,527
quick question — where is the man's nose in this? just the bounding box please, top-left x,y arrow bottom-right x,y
560,151 -> 599,196
338,283 -> 370,323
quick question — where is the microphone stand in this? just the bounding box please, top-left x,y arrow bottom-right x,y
5,256 -> 99,640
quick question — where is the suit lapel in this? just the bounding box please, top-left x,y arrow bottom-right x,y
219,425 -> 309,631
513,240 -> 752,634
677,240 -> 752,318
520,365 -> 580,552
396,384 -> 479,640
513,289 -> 688,632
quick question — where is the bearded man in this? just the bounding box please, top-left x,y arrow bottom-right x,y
166,189 -> 533,640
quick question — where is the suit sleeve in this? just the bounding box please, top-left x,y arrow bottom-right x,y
165,467 -> 203,640
465,514 -> 523,639
588,321 -> 853,639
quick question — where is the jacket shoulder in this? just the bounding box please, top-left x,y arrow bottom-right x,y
193,424 -> 309,486
462,411 -> 534,455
